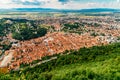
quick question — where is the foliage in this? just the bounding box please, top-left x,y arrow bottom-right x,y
62,22 -> 85,34
11,23 -> 47,40
63,22 -> 80,30
90,32 -> 99,36
1,43 -> 120,79
0,68 -> 9,74
0,18 -> 47,41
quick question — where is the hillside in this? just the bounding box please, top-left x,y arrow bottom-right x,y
1,15 -> 120,71
0,12 -> 120,80
1,43 -> 120,80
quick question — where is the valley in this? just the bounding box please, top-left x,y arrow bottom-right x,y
0,10 -> 120,80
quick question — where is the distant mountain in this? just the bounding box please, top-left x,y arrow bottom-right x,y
15,8 -> 59,12
78,8 -> 120,12
0,8 -> 120,13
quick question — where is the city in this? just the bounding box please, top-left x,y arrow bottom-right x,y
0,0 -> 120,80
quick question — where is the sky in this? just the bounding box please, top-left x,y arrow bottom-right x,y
0,0 -> 120,9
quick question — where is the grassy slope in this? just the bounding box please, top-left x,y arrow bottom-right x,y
1,43 -> 120,80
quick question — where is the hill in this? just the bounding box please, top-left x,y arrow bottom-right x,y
1,43 -> 120,80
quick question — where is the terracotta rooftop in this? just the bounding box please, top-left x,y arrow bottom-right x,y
1,32 -> 108,70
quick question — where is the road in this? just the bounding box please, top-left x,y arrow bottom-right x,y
0,52 -> 13,67
30,57 -> 57,68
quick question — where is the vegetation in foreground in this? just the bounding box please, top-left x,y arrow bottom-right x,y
1,43 -> 120,80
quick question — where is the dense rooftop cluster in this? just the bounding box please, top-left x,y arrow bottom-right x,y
0,13 -> 120,70
1,32 -> 107,70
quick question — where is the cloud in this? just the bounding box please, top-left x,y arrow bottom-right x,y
0,0 -> 40,8
58,0 -> 69,4
0,0 -> 120,9
117,0 -> 120,2
14,0 -> 42,5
